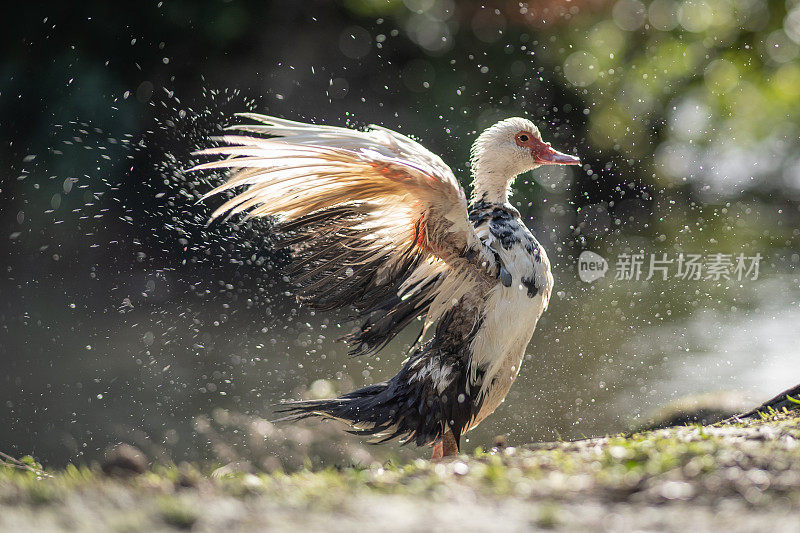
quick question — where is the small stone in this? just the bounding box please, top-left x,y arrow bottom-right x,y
452,461 -> 469,475
101,444 -> 147,476
658,480 -> 695,501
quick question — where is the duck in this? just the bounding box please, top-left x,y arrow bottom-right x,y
194,114 -> 580,459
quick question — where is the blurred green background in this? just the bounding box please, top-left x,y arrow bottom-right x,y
1,0 -> 799,467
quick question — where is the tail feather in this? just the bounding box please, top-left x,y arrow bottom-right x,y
276,342 -> 481,449
275,383 -> 389,428
276,381 -> 435,444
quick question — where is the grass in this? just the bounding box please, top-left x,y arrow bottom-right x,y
1,409 -> 799,531
157,495 -> 199,529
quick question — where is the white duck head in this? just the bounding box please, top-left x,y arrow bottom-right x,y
470,117 -> 580,203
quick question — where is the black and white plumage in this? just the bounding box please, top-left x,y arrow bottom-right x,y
193,114 -> 580,458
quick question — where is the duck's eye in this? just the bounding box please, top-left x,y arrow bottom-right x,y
517,133 -> 529,143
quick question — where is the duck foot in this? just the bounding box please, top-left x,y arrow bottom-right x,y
430,431 -> 459,461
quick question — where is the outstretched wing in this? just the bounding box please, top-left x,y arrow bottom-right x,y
193,114 -> 497,355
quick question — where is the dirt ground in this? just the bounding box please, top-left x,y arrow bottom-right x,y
1,410 -> 799,532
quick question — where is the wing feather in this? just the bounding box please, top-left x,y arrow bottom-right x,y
193,114 -> 497,355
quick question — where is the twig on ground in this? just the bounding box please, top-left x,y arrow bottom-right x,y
0,451 -> 52,478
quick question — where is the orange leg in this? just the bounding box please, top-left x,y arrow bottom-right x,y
430,431 -> 459,461
431,439 -> 444,461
